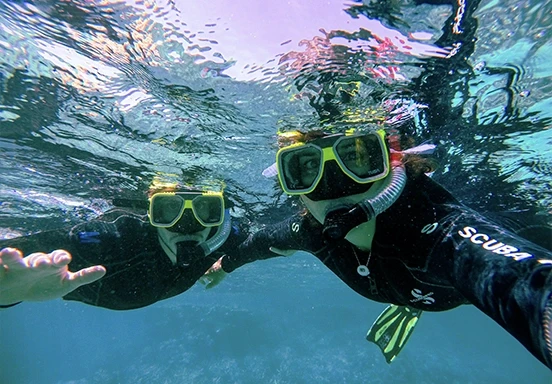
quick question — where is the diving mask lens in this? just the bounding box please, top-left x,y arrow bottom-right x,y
149,194 -> 185,227
149,192 -> 224,228
276,130 -> 389,195
191,194 -> 224,226
278,145 -> 324,194
334,134 -> 387,179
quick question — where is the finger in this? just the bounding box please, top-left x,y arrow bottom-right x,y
67,265 -> 106,290
26,252 -> 53,268
50,250 -> 72,267
0,248 -> 25,267
197,276 -> 208,286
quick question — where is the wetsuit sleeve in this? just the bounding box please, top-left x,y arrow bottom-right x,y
0,211 -> 168,310
0,228 -> 79,264
435,209 -> 552,368
220,213 -> 324,273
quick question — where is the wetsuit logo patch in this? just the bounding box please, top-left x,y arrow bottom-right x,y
410,288 -> 435,305
78,231 -> 101,244
421,223 -> 438,234
457,226 -> 533,261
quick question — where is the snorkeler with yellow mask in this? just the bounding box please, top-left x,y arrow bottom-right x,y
210,126 -> 552,368
0,181 -> 243,310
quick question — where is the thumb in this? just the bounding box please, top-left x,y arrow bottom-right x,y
205,279 -> 221,289
67,265 -> 106,290
205,271 -> 226,289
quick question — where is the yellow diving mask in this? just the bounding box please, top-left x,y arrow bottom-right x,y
276,129 -> 390,195
148,191 -> 225,228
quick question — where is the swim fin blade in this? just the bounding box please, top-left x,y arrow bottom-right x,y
366,305 -> 423,363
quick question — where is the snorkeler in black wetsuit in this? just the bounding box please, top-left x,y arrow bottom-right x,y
0,187 -> 247,310
215,128 -> 552,369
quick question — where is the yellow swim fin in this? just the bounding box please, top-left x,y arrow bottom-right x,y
366,305 -> 423,363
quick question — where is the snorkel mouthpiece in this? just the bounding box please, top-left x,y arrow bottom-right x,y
174,210 -> 232,265
322,163 -> 406,241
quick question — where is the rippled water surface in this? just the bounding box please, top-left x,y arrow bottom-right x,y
1,1 -> 551,383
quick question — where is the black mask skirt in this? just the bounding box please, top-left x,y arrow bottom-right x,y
305,161 -> 375,201
167,209 -> 209,234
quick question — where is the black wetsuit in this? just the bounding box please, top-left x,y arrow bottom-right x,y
221,171 -> 552,369
1,208 -> 248,310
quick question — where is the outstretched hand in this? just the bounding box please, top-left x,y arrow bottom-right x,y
199,256 -> 227,289
0,247 -> 106,305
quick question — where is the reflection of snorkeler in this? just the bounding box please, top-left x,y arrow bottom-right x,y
0,183 -> 245,310
206,127 -> 552,368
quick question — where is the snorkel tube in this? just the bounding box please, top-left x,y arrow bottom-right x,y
322,162 -> 406,241
362,136 -> 438,219
356,162 -> 406,221
354,130 -> 408,221
198,209 -> 232,256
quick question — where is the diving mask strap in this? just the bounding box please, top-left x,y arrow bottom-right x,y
391,143 -> 436,155
262,163 -> 278,178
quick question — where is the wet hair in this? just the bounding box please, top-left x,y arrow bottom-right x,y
402,154 -> 438,178
398,135 -> 438,178
276,130 -> 325,148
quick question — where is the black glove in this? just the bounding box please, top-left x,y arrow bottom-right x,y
322,204 -> 369,242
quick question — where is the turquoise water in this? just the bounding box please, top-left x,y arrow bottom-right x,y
1,0 -> 551,382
